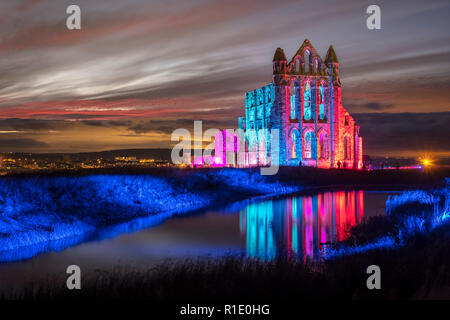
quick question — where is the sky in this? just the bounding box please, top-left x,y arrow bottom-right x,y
0,0 -> 449,158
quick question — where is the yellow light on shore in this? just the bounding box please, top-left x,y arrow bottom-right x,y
420,157 -> 432,167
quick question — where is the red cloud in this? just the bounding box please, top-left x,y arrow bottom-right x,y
0,97 -> 240,121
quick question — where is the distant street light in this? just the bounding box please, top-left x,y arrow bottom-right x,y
420,157 -> 432,168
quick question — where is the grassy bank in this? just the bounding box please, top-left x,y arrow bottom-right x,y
6,166 -> 450,189
0,169 -> 300,255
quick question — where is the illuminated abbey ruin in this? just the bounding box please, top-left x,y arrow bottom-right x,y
237,39 -> 363,169
194,39 -> 363,169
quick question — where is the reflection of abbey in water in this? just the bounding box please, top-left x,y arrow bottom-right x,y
239,191 -> 364,261
238,39 -> 363,169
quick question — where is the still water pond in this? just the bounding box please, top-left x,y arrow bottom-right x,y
0,190 -> 396,287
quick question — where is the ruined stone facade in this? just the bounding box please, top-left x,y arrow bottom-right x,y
238,39 -> 363,169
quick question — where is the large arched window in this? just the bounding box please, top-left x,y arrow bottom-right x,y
344,136 -> 351,160
290,82 -> 296,120
319,131 -> 328,159
291,132 -> 296,159
304,131 -> 312,159
304,50 -> 310,73
318,85 -> 325,120
303,83 -> 311,120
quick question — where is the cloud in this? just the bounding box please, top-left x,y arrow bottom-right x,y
16,0 -> 47,12
0,118 -> 61,131
81,119 -> 132,127
128,119 -> 236,134
0,96 -> 241,121
0,138 -> 48,152
346,101 -> 395,112
0,113 -> 447,158
1,0 -> 449,114
363,102 -> 394,111
353,112 -> 450,157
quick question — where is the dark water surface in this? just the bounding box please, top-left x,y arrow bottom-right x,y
0,190 -> 397,288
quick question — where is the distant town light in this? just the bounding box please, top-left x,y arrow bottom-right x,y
420,157 -> 432,167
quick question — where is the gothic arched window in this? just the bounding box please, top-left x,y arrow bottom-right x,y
344,136 -> 350,160
290,82 -> 296,120
304,131 -> 312,159
318,85 -> 325,120
304,83 -> 311,120
291,132 -> 296,159
304,50 -> 310,73
319,131 -> 328,159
